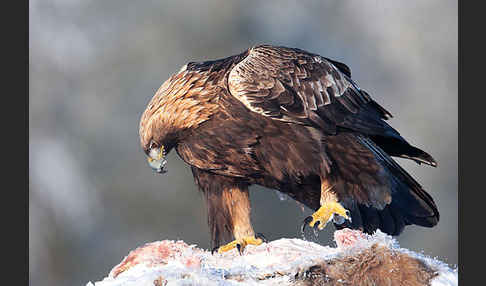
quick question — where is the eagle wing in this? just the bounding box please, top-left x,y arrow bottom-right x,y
228,45 -> 436,166
228,45 -> 392,135
227,45 -> 438,235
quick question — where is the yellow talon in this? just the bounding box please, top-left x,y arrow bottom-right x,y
217,236 -> 264,254
308,201 -> 350,230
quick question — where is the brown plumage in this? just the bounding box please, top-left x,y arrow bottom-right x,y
139,44 -> 439,249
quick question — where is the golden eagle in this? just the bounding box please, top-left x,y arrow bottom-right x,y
139,45 -> 439,253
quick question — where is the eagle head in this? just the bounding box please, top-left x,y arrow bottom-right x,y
139,66 -> 221,174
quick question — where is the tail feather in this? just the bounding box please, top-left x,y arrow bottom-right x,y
370,135 -> 437,167
360,136 -> 439,220
336,136 -> 439,236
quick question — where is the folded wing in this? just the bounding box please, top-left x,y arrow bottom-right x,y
228,45 -> 435,166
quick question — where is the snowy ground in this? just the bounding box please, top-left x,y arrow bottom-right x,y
86,229 -> 457,286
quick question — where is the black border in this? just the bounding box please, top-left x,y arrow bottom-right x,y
459,1 -> 480,285
6,0 -> 28,284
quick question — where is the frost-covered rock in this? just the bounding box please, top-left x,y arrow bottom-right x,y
86,229 -> 457,286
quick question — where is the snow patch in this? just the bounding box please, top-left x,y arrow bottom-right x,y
87,229 -> 457,286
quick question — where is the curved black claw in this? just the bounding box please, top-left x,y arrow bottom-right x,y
211,246 -> 220,255
255,232 -> 268,243
301,216 -> 314,239
236,243 -> 243,255
312,221 -> 320,238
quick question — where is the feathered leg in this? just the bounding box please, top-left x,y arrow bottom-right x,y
191,167 -> 264,254
215,186 -> 266,254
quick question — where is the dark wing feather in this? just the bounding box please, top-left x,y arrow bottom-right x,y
328,134 -> 439,235
228,45 -> 436,166
229,45 -> 379,133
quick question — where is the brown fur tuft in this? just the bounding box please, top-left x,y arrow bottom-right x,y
295,244 -> 438,286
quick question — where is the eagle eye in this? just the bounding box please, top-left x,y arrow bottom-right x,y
149,141 -> 158,150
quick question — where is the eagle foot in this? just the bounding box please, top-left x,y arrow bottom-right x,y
302,201 -> 351,233
214,233 -> 267,255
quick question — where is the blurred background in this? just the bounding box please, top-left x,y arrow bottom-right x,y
29,0 -> 457,285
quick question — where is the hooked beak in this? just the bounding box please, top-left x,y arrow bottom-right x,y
147,146 -> 167,174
